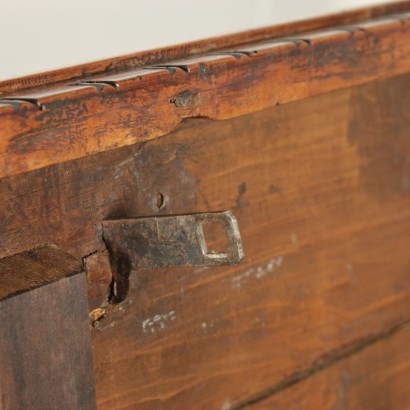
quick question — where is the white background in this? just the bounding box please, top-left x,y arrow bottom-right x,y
0,0 -> 395,81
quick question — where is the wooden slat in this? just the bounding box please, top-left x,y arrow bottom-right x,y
0,245 -> 96,410
0,11 -> 409,178
0,244 -> 83,300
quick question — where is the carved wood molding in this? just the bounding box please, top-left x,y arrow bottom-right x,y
0,8 -> 409,179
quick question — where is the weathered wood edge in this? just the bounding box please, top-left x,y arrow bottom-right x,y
1,1 -> 409,94
0,9 -> 410,179
0,244 -> 83,301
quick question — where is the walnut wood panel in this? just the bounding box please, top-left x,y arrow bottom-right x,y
0,245 -> 96,410
90,74 -> 410,409
0,10 -> 410,179
0,74 -> 409,408
249,325 -> 410,409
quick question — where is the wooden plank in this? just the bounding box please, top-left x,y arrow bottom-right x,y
248,325 -> 410,410
0,11 -> 410,178
0,245 -> 96,410
90,74 -> 410,409
0,244 -> 83,300
1,74 -> 409,408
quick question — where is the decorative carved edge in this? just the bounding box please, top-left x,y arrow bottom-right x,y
0,10 -> 409,179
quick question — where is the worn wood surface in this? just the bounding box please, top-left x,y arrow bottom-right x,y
0,245 -> 96,410
0,73 -> 410,408
0,10 -> 409,179
249,325 -> 410,409
1,1 -> 409,95
90,74 -> 410,410
0,244 -> 83,300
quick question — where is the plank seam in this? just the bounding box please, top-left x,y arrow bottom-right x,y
231,319 -> 410,409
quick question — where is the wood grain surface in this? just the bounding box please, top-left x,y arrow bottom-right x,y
1,74 -> 410,408
0,244 -> 83,300
248,324 -> 410,409
0,9 -> 409,179
89,73 -> 410,409
0,246 -> 96,410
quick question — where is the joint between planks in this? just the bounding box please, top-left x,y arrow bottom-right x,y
230,320 -> 410,410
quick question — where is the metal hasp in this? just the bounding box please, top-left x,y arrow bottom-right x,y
102,211 -> 244,269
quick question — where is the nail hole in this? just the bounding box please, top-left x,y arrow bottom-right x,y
156,193 -> 165,209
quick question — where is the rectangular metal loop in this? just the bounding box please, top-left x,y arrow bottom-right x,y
102,211 -> 244,269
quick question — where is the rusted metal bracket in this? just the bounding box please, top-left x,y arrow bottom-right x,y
102,211 -> 244,303
103,211 -> 244,269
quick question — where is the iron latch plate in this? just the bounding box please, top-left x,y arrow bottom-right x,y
102,211 -> 244,269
